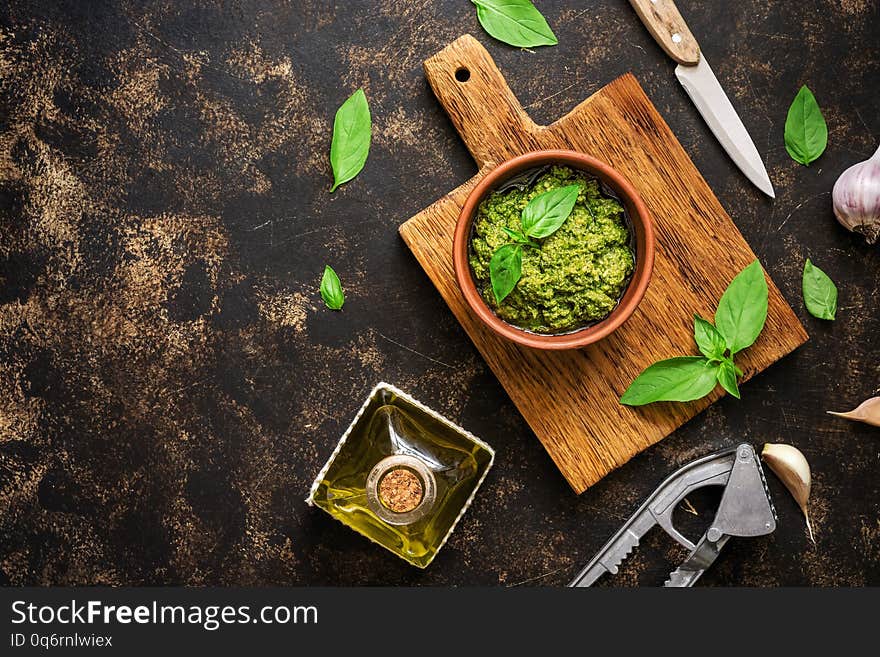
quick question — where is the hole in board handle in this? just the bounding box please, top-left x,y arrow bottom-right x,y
455,67 -> 470,83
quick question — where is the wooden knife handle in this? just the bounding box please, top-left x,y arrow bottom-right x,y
628,0 -> 700,66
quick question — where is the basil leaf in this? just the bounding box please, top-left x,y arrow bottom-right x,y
320,265 -> 345,310
329,89 -> 371,192
620,357 -> 719,406
802,258 -> 837,320
489,244 -> 522,303
472,0 -> 558,48
520,184 -> 579,238
693,314 -> 727,361
716,359 -> 741,399
715,260 -> 768,355
500,227 -> 539,247
784,85 -> 827,166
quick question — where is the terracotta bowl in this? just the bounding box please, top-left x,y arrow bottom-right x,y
453,150 -> 654,350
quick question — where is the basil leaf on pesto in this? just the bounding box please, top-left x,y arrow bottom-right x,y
470,166 -> 634,333
520,184 -> 579,239
329,89 -> 371,192
802,258 -> 837,320
693,314 -> 727,361
501,226 -> 540,247
716,359 -> 741,399
489,244 -> 522,303
784,85 -> 827,166
471,0 -> 558,49
620,357 -> 719,406
714,260 -> 768,354
320,265 -> 345,310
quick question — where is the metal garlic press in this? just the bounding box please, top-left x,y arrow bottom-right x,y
570,444 -> 776,587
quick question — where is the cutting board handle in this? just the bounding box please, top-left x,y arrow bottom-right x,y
424,35 -> 540,168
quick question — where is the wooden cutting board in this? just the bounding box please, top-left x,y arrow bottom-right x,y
399,35 -> 808,494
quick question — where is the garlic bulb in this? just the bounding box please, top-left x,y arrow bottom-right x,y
832,144 -> 880,244
762,443 -> 814,543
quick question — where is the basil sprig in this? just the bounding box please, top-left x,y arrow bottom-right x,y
784,85 -> 827,166
619,357 -> 720,405
714,259 -> 768,354
620,260 -> 768,406
320,265 -> 345,310
329,89 -> 371,192
471,0 -> 557,49
693,314 -> 727,362
488,184 -> 579,303
802,258 -> 837,320
716,359 -> 741,399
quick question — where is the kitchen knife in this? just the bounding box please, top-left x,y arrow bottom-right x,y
628,0 -> 775,198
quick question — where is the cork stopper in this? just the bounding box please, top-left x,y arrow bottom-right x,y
378,468 -> 423,513
366,454 -> 436,525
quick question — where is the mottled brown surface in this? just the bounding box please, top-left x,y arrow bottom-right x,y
0,1 -> 878,586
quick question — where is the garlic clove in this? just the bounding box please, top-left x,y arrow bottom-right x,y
827,396 -> 880,428
761,443 -> 814,543
832,144 -> 880,245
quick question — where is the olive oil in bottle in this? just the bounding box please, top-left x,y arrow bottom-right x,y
309,385 -> 494,568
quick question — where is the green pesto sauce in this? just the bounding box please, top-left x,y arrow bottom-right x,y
469,166 -> 634,334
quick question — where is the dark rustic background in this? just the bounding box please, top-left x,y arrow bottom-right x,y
0,0 -> 878,586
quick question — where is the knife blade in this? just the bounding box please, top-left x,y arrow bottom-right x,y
628,0 -> 775,198
675,57 -> 775,198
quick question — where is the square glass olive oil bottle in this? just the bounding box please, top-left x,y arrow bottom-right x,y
307,384 -> 495,568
